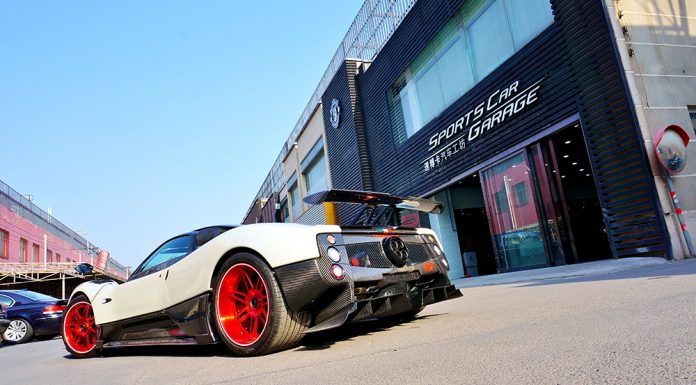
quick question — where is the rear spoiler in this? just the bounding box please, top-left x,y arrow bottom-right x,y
304,189 -> 443,214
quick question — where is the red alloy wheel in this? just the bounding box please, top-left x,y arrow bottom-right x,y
63,302 -> 98,354
217,263 -> 270,346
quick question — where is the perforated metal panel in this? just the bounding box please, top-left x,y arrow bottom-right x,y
345,243 -> 392,268
343,238 -> 434,268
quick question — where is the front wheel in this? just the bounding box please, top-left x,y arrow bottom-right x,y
2,318 -> 33,344
61,295 -> 99,358
213,253 -> 309,356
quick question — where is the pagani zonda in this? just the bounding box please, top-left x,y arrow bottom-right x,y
61,190 -> 461,357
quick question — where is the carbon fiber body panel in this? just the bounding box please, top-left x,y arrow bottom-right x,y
275,229 -> 461,334
97,292 -> 217,350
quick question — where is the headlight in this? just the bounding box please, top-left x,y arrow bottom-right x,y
327,247 -> 341,262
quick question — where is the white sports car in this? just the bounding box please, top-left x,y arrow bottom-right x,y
61,190 -> 461,357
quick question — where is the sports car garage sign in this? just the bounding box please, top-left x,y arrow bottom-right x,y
423,78 -> 543,173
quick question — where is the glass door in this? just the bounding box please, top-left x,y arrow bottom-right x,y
480,152 -> 549,271
529,143 -> 574,266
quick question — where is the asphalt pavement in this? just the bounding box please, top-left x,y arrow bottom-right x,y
3,259 -> 695,385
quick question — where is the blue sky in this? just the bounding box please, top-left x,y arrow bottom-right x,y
0,1 -> 363,267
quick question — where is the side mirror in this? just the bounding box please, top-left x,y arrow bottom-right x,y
76,263 -> 94,275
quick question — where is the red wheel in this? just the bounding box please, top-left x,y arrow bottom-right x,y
62,296 -> 99,358
216,262 -> 269,346
212,253 -> 309,356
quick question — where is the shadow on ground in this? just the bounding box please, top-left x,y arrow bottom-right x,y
61,313 -> 440,359
0,335 -> 58,349
297,313 -> 440,351
72,342 -> 229,359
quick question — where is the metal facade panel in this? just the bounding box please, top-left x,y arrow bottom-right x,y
295,203 -> 327,226
321,0 -> 669,258
321,61 -> 370,224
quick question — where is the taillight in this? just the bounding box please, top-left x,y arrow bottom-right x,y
424,261 -> 437,273
330,264 -> 345,280
43,305 -> 66,315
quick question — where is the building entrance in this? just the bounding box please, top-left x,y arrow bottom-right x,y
444,121 -> 612,277
535,125 -> 613,263
451,174 -> 496,276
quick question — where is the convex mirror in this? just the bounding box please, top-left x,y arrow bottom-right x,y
655,125 -> 690,173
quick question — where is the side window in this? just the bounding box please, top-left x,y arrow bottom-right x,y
129,236 -> 192,280
194,227 -> 231,248
0,294 -> 14,307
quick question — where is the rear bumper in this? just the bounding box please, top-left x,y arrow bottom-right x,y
275,256 -> 462,333
32,315 -> 62,336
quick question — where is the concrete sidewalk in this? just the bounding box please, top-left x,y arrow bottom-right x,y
451,257 -> 669,288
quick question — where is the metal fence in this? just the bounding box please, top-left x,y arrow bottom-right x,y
246,0 -> 417,217
0,262 -> 126,281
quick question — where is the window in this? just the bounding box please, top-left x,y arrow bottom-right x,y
288,183 -> 301,221
301,139 -> 329,198
505,0 -> 555,49
514,182 -> 528,206
469,0 -> 514,79
194,226 -> 233,249
32,244 -> 39,263
0,229 -> 7,259
280,199 -> 290,223
388,0 -> 553,143
19,238 -> 27,263
304,152 -> 328,197
130,236 -> 192,280
689,106 -> 696,132
47,249 -> 53,263
56,253 -> 61,262
0,294 -> 14,307
16,291 -> 57,302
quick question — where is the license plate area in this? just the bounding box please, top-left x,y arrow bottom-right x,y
382,271 -> 420,283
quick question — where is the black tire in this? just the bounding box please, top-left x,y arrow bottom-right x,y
2,318 -> 33,344
61,295 -> 99,358
212,253 -> 310,356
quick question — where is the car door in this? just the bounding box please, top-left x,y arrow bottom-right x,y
93,235 -> 193,325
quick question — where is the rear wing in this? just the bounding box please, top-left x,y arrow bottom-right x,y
304,189 -> 443,226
